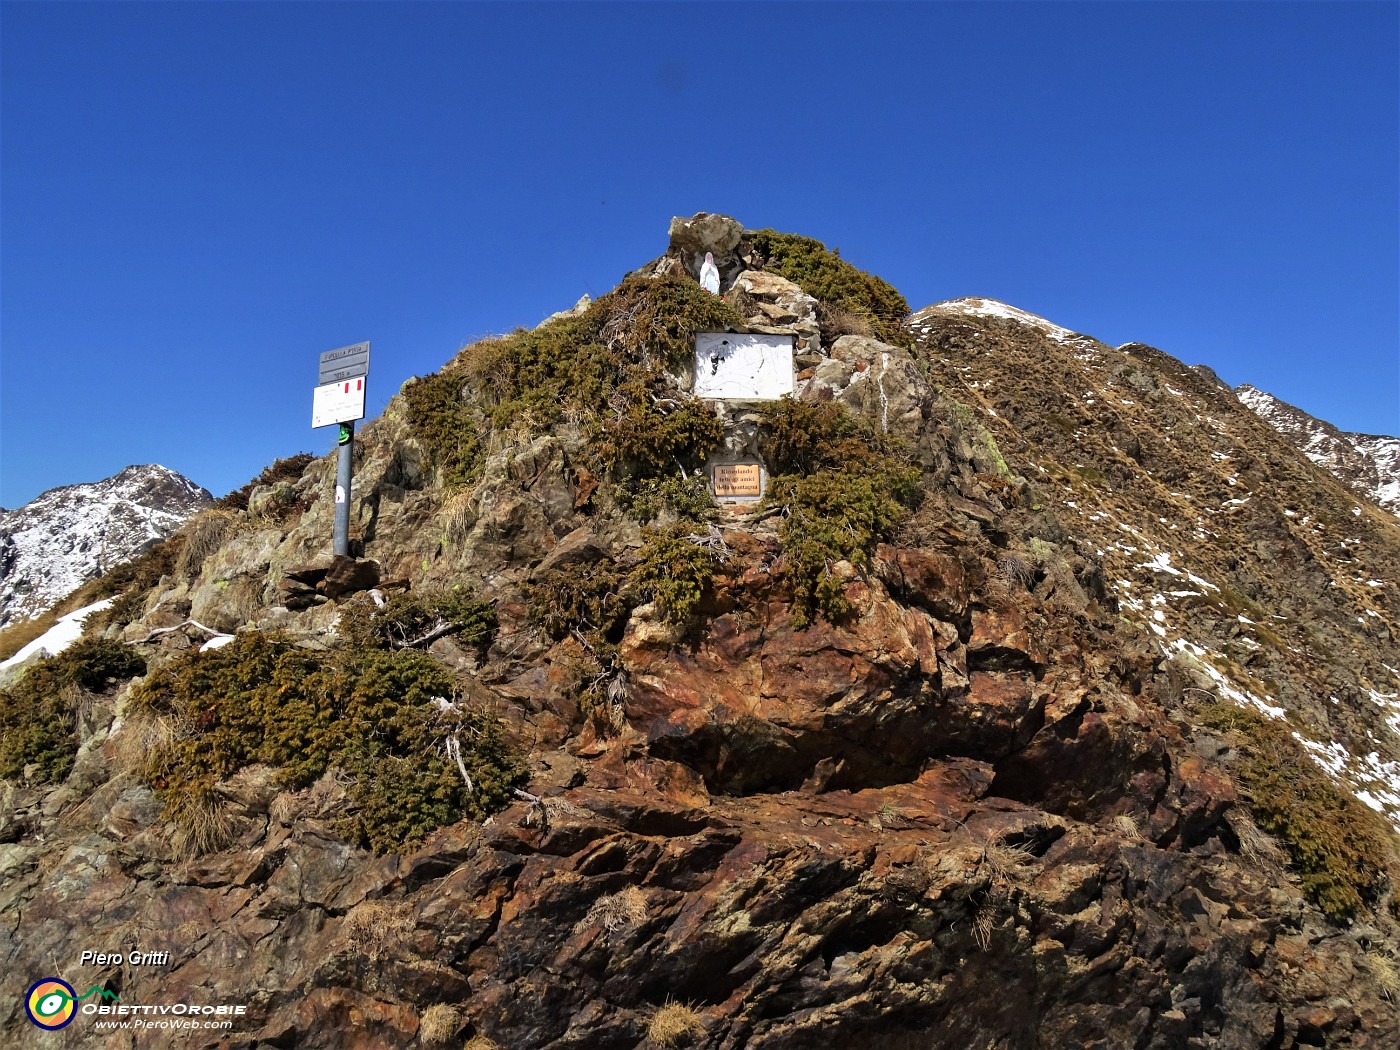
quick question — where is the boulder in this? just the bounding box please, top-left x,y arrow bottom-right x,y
732,269 -> 821,351
797,335 -> 932,442
668,212 -> 743,262
531,527 -> 611,578
733,270 -> 803,301
319,555 -> 381,599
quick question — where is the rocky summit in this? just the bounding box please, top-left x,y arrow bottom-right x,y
0,464 -> 212,629
2,216 -> 1398,1049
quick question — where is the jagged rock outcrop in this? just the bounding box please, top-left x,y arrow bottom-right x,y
1235,384 -> 1399,517
2,220 -> 1398,1049
0,464 -> 211,627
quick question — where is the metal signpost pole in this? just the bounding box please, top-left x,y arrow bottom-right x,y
334,421 -> 354,556
312,342 -> 371,560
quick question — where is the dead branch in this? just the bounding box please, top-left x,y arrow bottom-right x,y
138,619 -> 229,643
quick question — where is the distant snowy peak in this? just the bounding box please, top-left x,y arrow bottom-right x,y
0,464 -> 213,627
1236,385 -> 1399,516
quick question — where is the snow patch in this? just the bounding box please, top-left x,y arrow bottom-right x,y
0,599 -> 115,671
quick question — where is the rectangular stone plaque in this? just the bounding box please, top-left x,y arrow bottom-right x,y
694,332 -> 794,400
713,462 -> 764,500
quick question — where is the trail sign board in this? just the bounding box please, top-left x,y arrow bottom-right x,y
312,377 -> 367,428
694,333 -> 793,400
318,341 -> 370,385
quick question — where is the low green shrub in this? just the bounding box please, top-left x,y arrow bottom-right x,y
463,315 -> 616,433
760,398 -> 922,627
336,586 -> 497,653
634,524 -> 722,624
402,368 -> 487,488
406,274 -> 743,489
747,229 -> 909,345
596,374 -> 724,479
74,535 -> 187,635
130,633 -> 522,854
94,536 -> 183,601
614,473 -> 717,524
524,558 -> 635,722
84,591 -> 146,635
600,272 -> 749,369
773,467 -> 918,627
216,453 -> 315,512
0,639 -> 147,782
525,559 -> 632,643
763,397 -> 902,477
1199,701 -> 1397,922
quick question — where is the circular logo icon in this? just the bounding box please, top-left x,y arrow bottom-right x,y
26,978 -> 77,1030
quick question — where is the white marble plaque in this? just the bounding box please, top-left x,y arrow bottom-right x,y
694,333 -> 794,400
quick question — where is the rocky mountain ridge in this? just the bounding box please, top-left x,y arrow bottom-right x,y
0,464 -> 212,628
1234,385 -> 1399,517
907,298 -> 1400,831
1,216 -> 1397,1049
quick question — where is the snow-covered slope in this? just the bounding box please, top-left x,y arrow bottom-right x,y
0,465 -> 212,627
1345,432 -> 1400,515
1236,384 -> 1399,516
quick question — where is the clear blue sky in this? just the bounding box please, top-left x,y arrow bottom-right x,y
2,1 -> 1396,509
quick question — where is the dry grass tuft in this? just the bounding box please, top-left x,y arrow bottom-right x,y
264,767 -> 353,828
463,1036 -> 501,1050
971,896 -> 1000,951
170,790 -> 239,859
268,790 -> 298,827
874,800 -> 903,829
1227,808 -> 1284,867
418,1003 -> 461,1045
175,509 -> 238,578
647,1000 -> 706,1047
541,796 -> 588,823
979,839 -> 1035,881
1110,813 -> 1140,837
994,553 -> 1036,589
816,301 -> 875,342
110,714 -> 180,776
441,489 -> 479,546
931,828 -> 1039,953
1366,951 -> 1400,1002
575,884 -> 648,937
59,680 -> 101,732
343,899 -> 414,962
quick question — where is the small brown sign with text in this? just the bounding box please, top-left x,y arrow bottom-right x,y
713,463 -> 763,499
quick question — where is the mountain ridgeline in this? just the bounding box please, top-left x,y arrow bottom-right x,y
2,214 -> 1398,1049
